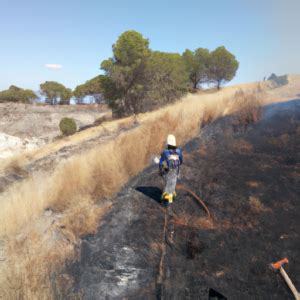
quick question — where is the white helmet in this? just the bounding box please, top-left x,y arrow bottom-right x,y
167,134 -> 176,147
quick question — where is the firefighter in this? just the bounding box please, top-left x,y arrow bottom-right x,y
159,134 -> 183,206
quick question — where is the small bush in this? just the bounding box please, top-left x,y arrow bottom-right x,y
94,114 -> 112,126
59,117 -> 77,136
78,114 -> 112,132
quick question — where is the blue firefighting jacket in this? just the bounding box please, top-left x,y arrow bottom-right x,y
159,148 -> 183,172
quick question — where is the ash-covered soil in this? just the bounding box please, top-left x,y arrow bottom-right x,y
57,99 -> 300,299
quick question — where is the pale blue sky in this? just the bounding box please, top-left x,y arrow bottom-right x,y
0,0 -> 299,91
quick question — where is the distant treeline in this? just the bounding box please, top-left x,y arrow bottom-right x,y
0,30 -> 240,117
0,85 -> 37,104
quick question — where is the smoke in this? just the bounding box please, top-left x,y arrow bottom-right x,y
269,0 -> 300,73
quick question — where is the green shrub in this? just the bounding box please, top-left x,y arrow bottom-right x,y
0,85 -> 36,103
59,117 -> 77,136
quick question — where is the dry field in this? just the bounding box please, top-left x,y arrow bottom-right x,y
0,103 -> 109,140
0,103 -> 110,160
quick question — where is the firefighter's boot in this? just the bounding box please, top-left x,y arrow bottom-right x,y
161,192 -> 173,207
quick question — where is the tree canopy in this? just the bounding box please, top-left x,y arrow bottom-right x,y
182,48 -> 210,89
100,31 -> 191,117
0,85 -> 36,103
209,46 -> 239,89
2,31 -> 239,110
101,30 -> 151,117
183,46 -> 239,89
40,81 -> 72,105
145,51 -> 188,109
73,76 -> 104,104
112,30 -> 150,65
100,31 -> 239,116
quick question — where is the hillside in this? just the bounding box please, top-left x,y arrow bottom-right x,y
0,76 -> 299,299
58,98 -> 300,299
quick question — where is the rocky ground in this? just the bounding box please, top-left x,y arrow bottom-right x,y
55,98 -> 300,299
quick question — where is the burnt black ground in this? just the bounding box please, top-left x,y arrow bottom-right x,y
58,99 -> 300,300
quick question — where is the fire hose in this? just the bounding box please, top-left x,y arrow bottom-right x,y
176,184 -> 211,218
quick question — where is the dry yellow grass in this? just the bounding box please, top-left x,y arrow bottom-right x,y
0,78 -> 292,298
0,200 -> 111,299
174,214 -> 216,230
231,89 -> 263,127
0,80 -> 274,176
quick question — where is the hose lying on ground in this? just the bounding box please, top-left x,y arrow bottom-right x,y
153,157 -> 210,217
177,184 -> 211,218
155,183 -> 210,297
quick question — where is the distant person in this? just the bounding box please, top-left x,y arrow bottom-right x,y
159,134 -> 183,207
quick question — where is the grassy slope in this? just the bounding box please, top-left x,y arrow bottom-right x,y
0,75 -> 299,298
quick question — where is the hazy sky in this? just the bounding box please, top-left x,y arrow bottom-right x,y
0,0 -> 299,90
